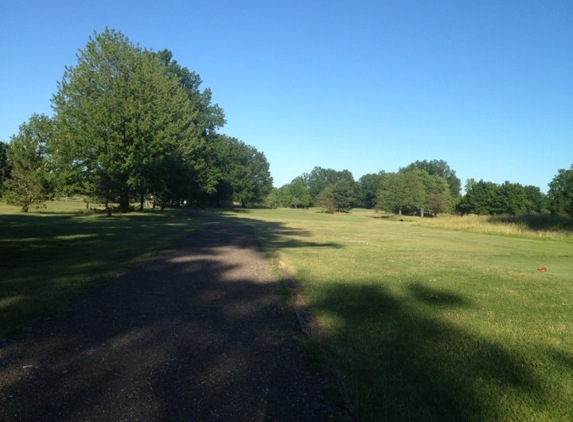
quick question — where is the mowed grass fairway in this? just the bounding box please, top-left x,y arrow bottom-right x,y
0,200 -> 200,337
222,208 -> 573,421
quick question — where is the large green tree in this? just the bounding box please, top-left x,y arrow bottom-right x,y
548,164 -> 573,215
305,166 -> 339,200
331,179 -> 356,212
316,186 -> 336,213
357,171 -> 386,209
283,177 -> 312,208
214,135 -> 272,207
304,167 -> 356,202
51,29 -> 199,215
416,170 -> 453,216
496,181 -> 528,215
523,185 -> 547,214
457,179 -> 542,216
456,179 -> 500,215
377,172 -> 425,215
377,170 -> 442,216
404,159 -> 461,198
3,114 -> 54,212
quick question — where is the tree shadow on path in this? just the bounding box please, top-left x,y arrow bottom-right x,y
0,215 -> 345,421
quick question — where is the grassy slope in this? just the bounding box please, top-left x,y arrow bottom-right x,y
0,200 -> 200,336
223,208 -> 573,421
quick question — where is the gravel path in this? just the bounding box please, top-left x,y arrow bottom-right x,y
0,214 -> 344,421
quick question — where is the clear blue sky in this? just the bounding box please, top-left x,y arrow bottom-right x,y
1,0 -> 572,192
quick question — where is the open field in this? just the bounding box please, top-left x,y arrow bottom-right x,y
0,199 -> 200,336
2,201 -> 572,420
220,208 -> 573,421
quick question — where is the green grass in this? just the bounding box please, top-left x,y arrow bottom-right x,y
0,199 -> 200,337
219,208 -> 573,421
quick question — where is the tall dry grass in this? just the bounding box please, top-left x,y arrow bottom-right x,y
406,213 -> 573,240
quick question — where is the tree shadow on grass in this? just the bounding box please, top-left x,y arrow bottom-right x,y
312,282 -> 553,421
407,282 -> 472,307
210,211 -> 343,252
0,211 -> 198,337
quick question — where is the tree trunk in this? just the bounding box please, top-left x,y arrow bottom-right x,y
139,193 -> 144,211
105,200 -> 112,217
118,192 -> 130,213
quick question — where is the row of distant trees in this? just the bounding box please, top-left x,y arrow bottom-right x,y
0,29 -> 272,214
268,160 -> 573,217
2,29 -> 570,218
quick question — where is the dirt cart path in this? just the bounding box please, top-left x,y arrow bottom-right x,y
0,214 -> 343,421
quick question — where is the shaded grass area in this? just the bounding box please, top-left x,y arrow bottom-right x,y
0,201 -> 200,337
220,208 -> 573,421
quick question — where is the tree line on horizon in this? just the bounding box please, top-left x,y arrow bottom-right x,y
0,29 -> 272,214
1,29 -> 571,218
267,160 -> 573,217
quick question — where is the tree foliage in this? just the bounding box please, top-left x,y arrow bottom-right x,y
457,180 -> 501,215
157,49 -> 226,136
523,185 -> 547,214
457,179 -> 548,216
3,114 -> 54,212
267,179 -> 312,209
548,164 -> 573,215
213,135 -> 272,207
403,159 -> 461,198
303,166 -> 356,203
37,28 -> 269,214
269,159 -> 565,221
275,177 -> 312,208
331,179 -> 356,212
376,169 -> 451,216
316,187 -> 336,213
357,172 -> 386,208
0,141 -> 10,196
51,29 -> 200,214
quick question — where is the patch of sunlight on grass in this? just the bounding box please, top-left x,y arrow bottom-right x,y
0,295 -> 24,310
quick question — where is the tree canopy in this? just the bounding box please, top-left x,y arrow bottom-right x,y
3,114 -> 54,212
403,159 -> 461,198
51,29 -> 201,214
548,165 -> 573,216
1,29 -> 271,214
456,179 -> 550,216
376,169 -> 452,216
267,159 -> 567,220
